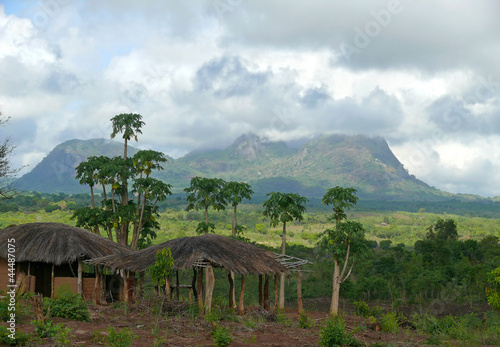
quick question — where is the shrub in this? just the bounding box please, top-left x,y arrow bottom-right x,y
44,289 -> 90,322
319,314 -> 360,347
211,324 -> 232,347
379,311 -> 399,334
298,310 -> 314,329
93,327 -> 137,347
353,300 -> 370,318
32,320 -> 60,338
0,326 -> 32,346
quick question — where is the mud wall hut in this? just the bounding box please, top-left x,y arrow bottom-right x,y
0,222 -> 132,302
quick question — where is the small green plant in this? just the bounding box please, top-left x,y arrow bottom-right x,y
43,287 -> 90,322
32,319 -> 60,338
353,300 -> 370,317
298,310 -> 314,329
54,325 -> 74,346
146,248 -> 174,295
0,326 -> 32,346
211,324 -> 233,347
319,314 -> 361,347
275,309 -> 292,327
379,311 -> 399,334
93,327 -> 137,347
370,305 -> 384,318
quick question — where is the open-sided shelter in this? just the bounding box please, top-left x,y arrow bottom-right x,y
0,222 -> 132,302
88,234 -> 289,313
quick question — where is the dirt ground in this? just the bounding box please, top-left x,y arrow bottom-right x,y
2,298 -> 498,346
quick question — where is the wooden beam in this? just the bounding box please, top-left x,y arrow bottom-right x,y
238,275 -> 245,315
258,275 -> 263,307
274,274 -> 278,309
205,266 -> 215,314
176,271 -> 180,300
51,264 -> 55,298
228,271 -> 235,308
197,267 -> 204,315
139,271 -> 145,299
297,267 -> 303,314
192,268 -> 198,300
78,259 -> 83,296
264,275 -> 269,310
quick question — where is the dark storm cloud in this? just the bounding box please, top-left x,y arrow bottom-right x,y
194,56 -> 269,98
300,87 -> 330,108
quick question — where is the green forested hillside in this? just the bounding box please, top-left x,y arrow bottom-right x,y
15,133 -> 463,200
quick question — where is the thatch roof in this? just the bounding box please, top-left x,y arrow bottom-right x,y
0,222 -> 132,266
88,234 -> 289,276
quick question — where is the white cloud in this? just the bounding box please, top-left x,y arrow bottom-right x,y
1,1 -> 500,196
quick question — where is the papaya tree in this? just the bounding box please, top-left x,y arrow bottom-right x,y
184,177 -> 226,234
224,181 -> 253,237
263,191 -> 308,308
317,186 -> 368,314
72,114 -> 172,250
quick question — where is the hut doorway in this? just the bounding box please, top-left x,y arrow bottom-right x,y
33,262 -> 52,297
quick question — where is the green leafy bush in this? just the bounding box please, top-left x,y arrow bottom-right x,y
32,320 -> 60,338
319,314 -> 360,347
379,311 -> 399,333
298,310 -> 314,329
211,324 -> 232,347
93,327 -> 137,347
353,300 -> 370,317
0,326 -> 32,346
44,289 -> 90,322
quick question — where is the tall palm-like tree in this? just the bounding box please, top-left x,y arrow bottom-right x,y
263,192 -> 308,308
224,181 -> 253,237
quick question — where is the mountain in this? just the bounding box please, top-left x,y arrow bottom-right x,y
15,139 -> 140,193
16,134 -> 451,200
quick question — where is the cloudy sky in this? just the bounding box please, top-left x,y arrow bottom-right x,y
1,0 -> 500,197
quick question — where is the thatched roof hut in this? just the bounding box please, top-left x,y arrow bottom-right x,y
0,222 -> 132,300
0,222 -> 131,265
88,234 -> 289,275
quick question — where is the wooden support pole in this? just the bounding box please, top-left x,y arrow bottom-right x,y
176,270 -> 180,300
229,271 -> 236,308
78,259 -> 83,296
205,266 -> 215,314
197,267 -> 204,314
274,274 -> 278,309
258,275 -> 263,307
123,271 -> 129,303
192,268 -> 198,300
51,264 -> 55,298
228,271 -> 235,308
165,276 -> 171,298
139,271 -> 145,299
264,274 -> 269,310
279,273 -> 285,309
94,266 -> 99,304
238,275 -> 245,315
297,267 -> 303,314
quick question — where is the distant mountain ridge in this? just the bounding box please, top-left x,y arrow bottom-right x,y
16,134 -> 452,200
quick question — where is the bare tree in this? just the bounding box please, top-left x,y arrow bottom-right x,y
0,111 -> 20,198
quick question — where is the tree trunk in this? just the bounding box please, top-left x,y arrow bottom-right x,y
297,268 -> 303,314
139,271 -> 145,299
238,275 -> 246,315
279,222 -> 286,309
232,205 -> 237,237
205,207 -> 209,226
176,270 -> 180,300
331,259 -> 341,315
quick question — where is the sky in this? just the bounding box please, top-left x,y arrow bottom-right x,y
1,0 -> 500,197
